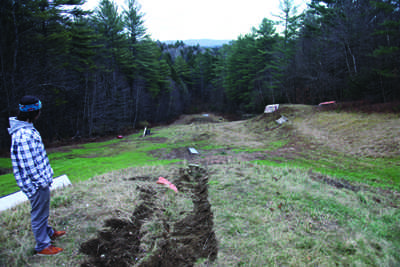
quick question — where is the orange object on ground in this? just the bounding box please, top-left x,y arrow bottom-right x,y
157,177 -> 178,193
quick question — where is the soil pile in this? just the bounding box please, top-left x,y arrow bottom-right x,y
171,114 -> 225,125
80,165 -> 218,266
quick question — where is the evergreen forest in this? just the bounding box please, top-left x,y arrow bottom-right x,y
1,0 -> 399,150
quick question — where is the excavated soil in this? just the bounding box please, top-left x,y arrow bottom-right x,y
80,165 -> 218,267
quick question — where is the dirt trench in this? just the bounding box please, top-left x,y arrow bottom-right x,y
80,165 -> 218,267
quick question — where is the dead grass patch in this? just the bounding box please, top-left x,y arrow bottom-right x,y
296,111 -> 400,157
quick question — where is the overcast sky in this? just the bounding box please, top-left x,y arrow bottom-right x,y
83,0 -> 309,41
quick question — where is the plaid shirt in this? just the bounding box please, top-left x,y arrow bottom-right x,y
10,123 -> 53,198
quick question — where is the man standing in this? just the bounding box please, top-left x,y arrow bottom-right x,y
8,95 -> 65,256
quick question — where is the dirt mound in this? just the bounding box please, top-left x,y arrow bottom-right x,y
80,165 -> 218,266
171,114 -> 225,125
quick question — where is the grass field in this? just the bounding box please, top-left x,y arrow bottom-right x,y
0,105 -> 399,266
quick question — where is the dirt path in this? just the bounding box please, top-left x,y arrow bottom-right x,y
80,165 -> 218,266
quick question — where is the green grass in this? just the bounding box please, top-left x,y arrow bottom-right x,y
0,158 -> 11,169
208,163 -> 400,266
248,132 -> 400,191
253,154 -> 400,191
200,144 -> 226,150
50,150 -> 179,184
0,173 -> 19,196
0,135 -> 181,196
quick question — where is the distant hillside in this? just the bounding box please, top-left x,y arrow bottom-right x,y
162,39 -> 232,47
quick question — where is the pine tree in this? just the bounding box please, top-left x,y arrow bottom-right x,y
272,0 -> 303,103
253,18 -> 279,104
371,0 -> 400,101
225,34 -> 259,112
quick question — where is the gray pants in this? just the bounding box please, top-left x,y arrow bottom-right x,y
28,186 -> 54,252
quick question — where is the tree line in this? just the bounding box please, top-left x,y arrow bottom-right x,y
1,0 -> 399,150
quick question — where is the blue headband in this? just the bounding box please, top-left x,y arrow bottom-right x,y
19,100 -> 42,112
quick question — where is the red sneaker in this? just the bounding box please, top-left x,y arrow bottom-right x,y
51,230 -> 66,240
37,245 -> 63,256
